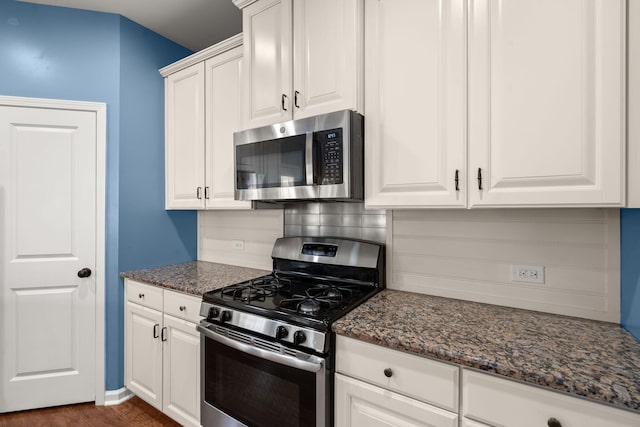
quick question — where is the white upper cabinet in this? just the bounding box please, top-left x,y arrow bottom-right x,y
162,35 -> 251,210
365,0 -> 467,209
236,0 -> 363,129
204,47 -> 253,209
468,0 -> 625,207
365,0 -> 626,209
165,63 -> 206,209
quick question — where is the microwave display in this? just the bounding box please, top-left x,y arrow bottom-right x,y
314,128 -> 343,185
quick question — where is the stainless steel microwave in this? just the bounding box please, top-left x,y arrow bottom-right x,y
233,110 -> 363,202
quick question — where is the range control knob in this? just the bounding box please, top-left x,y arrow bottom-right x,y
208,307 -> 220,319
275,326 -> 289,340
293,330 -> 307,345
220,310 -> 232,323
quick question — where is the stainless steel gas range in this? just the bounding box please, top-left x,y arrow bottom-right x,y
197,236 -> 385,427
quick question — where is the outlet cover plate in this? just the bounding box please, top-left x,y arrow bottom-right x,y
232,240 -> 245,250
511,264 -> 545,284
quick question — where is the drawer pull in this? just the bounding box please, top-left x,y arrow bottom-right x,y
383,368 -> 393,378
138,293 -> 144,299
547,418 -> 562,427
179,305 -> 186,312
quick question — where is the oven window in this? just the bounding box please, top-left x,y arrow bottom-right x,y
236,134 -> 307,189
204,337 -> 317,427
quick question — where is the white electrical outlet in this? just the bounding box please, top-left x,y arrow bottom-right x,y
232,240 -> 245,250
511,265 -> 545,284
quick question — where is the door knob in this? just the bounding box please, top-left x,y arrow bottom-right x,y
77,268 -> 92,278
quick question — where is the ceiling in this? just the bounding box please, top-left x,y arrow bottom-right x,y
19,0 -> 243,52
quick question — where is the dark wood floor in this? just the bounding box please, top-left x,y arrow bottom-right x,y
0,397 -> 181,427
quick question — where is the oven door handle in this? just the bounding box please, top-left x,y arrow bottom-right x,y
197,323 -> 324,373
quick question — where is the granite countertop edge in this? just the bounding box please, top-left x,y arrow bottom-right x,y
120,260 -> 270,297
332,289 -> 640,415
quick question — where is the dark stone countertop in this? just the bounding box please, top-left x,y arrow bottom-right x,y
333,289 -> 640,414
120,261 -> 270,297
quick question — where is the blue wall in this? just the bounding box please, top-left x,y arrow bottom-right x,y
621,210 -> 640,339
0,0 -> 196,391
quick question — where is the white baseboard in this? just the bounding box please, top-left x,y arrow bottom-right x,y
102,387 -> 134,406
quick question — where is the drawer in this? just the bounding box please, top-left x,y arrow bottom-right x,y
463,369 -> 640,427
126,280 -> 163,311
335,335 -> 459,412
163,289 -> 201,323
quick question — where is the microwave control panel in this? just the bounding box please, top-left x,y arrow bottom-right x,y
314,128 -> 343,185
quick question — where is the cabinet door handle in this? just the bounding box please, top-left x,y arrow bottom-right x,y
294,90 -> 300,108
383,368 -> 393,378
138,293 -> 144,299
179,305 -> 186,312
204,186 -> 210,199
161,327 -> 167,342
477,168 -> 483,190
196,186 -> 203,199
547,417 -> 562,427
455,169 -> 460,192
153,323 -> 160,339
281,93 -> 288,111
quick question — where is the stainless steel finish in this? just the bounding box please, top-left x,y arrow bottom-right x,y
305,131 -> 314,185
200,329 -> 328,427
234,109 -> 363,201
202,400 -> 247,427
271,236 -> 381,270
199,302 -> 327,353
198,322 -> 324,372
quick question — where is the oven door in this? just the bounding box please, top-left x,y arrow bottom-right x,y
197,321 -> 329,427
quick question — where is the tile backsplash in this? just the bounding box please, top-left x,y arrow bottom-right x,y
283,202 -> 386,243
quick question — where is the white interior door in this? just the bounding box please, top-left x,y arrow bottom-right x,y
0,102 -> 97,412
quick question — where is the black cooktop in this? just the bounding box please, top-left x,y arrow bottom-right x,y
202,273 -> 379,330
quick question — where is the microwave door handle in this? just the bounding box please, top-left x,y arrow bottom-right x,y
305,132 -> 314,185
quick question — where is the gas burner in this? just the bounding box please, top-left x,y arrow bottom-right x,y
306,283 -> 361,300
280,287 -> 345,317
219,275 -> 294,303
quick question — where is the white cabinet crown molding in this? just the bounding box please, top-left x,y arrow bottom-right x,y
233,0 -> 260,9
159,34 -> 243,77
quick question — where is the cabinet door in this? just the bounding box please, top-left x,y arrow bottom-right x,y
165,63 -> 206,209
241,0 -> 293,129
125,301 -> 163,410
204,46 -> 252,210
364,0 -> 467,209
335,374 -> 458,427
162,314 -> 201,427
292,0 -> 363,119
468,0 -> 625,207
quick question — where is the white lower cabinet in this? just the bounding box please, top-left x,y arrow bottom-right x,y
462,369 -> 640,427
335,374 -> 458,427
125,280 -> 201,427
335,336 -> 459,427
